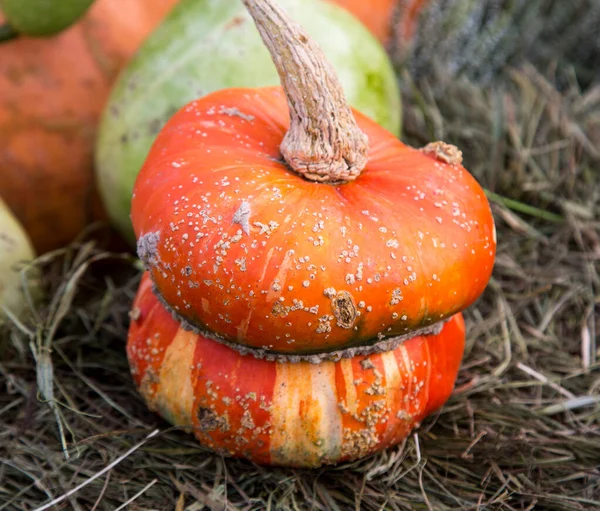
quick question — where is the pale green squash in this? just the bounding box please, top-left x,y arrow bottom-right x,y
0,197 -> 39,325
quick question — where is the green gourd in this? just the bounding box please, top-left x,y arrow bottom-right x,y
94,0 -> 402,245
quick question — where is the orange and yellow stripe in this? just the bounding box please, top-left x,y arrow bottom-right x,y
127,272 -> 465,468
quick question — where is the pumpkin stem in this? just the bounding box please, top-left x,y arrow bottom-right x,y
0,23 -> 19,42
242,0 -> 369,184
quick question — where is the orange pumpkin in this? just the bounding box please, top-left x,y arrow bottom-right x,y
0,0 -> 178,253
131,0 -> 495,357
329,0 -> 397,44
391,0 -> 430,58
132,93 -> 495,356
128,272 -> 466,467
327,0 -> 430,47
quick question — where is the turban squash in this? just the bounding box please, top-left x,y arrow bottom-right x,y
127,0 -> 495,467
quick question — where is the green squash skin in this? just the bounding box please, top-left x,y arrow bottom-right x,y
0,198 -> 40,325
95,0 -> 402,245
0,0 -> 95,37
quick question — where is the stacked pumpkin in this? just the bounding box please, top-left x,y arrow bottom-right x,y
126,0 -> 496,468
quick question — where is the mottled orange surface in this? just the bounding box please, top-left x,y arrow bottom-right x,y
0,0 -> 178,253
132,87 -> 495,354
128,272 -> 466,468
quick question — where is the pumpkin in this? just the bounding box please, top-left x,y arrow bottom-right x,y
0,197 -> 40,324
128,272 -> 466,467
0,0 -> 95,37
329,0 -> 397,45
0,0 -> 179,254
133,84 -> 496,356
394,0 -> 429,43
130,0 -> 495,357
94,0 -> 402,246
326,0 -> 430,50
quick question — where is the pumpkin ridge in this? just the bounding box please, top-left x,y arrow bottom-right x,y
148,277 -> 449,363
79,21 -> 115,80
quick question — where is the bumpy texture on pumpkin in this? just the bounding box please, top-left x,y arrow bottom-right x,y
127,272 -> 466,468
131,87 -> 496,355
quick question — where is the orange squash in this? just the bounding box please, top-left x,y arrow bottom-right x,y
328,0 -> 430,47
126,0 -> 487,468
0,0 -> 178,253
390,0 -> 430,60
133,86 -> 495,356
330,0 -> 397,44
127,272 -> 466,467
131,0 -> 495,357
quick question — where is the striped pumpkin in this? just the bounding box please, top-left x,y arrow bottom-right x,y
127,272 -> 466,467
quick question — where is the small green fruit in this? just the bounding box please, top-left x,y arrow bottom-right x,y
95,0 -> 402,245
0,0 -> 95,37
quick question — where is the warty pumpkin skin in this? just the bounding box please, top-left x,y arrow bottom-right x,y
127,272 -> 466,468
95,0 -> 402,246
132,86 -> 496,356
0,0 -> 178,253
